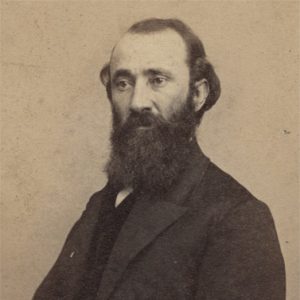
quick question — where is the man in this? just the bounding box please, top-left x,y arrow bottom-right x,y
33,18 -> 285,300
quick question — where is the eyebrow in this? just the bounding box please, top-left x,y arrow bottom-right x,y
144,68 -> 173,78
112,69 -> 134,83
112,68 -> 174,83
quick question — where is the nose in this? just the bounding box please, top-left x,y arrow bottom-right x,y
130,79 -> 153,113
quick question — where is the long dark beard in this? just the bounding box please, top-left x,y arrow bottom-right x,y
105,96 -> 198,193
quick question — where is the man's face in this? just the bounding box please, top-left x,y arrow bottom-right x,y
106,29 -> 197,191
109,29 -> 190,126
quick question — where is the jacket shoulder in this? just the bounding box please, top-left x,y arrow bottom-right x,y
192,161 -> 272,222
202,162 -> 257,199
82,183 -> 115,214
192,163 -> 285,299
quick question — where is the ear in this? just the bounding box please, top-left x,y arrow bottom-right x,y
192,79 -> 209,112
100,63 -> 110,86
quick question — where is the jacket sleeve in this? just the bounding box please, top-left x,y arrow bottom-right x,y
32,191 -> 104,300
195,199 -> 285,300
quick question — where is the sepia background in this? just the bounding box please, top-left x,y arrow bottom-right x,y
1,1 -> 299,299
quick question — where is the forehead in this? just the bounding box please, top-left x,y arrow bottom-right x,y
110,29 -> 189,75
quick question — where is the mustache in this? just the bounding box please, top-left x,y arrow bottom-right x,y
122,110 -> 171,130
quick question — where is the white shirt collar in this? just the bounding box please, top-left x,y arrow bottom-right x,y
115,187 -> 133,208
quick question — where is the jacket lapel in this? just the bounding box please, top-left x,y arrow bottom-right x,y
97,193 -> 188,300
97,144 -> 210,300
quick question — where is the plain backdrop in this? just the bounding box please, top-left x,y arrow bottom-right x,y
1,1 -> 299,299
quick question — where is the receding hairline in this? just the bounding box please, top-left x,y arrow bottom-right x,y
109,27 -> 190,66
100,18 -> 221,119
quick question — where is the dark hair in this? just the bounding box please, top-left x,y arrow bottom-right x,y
100,18 -> 221,121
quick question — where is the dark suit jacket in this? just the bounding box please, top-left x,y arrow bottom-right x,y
33,148 -> 285,300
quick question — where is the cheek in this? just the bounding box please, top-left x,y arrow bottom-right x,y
111,93 -> 131,123
160,87 -> 189,118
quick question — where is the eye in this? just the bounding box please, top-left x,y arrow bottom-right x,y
115,79 -> 132,91
150,76 -> 168,88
